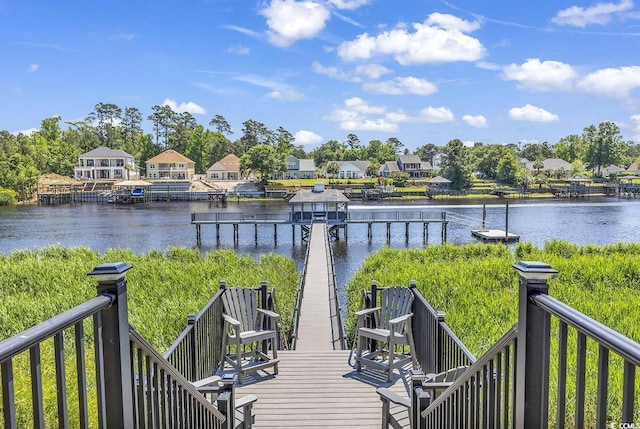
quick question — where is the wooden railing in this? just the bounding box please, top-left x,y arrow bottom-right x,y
418,261 -> 640,428
0,262 -> 228,428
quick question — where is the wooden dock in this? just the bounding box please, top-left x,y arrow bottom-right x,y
235,223 -> 410,428
471,229 -> 520,243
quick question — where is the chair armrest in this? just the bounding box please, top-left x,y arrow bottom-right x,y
376,387 -> 411,408
223,313 -> 241,327
422,381 -> 454,392
355,306 -> 381,317
235,394 -> 258,410
257,308 -> 280,319
389,313 -> 412,327
191,375 -> 221,388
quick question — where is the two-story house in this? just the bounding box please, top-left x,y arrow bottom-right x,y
207,154 -> 241,180
397,155 -> 431,178
145,150 -> 195,180
74,147 -> 140,181
285,156 -> 315,179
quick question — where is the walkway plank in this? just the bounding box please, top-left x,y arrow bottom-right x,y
232,223 -> 410,428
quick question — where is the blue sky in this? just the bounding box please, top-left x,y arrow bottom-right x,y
3,0 -> 640,151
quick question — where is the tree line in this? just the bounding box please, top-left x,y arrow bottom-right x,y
1,101 -> 638,202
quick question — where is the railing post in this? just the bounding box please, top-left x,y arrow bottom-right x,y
88,262 -> 134,429
435,310 -> 446,373
187,313 -> 197,382
410,369 -> 429,429
513,261 -> 557,429
370,280 -> 378,309
217,374 -> 237,429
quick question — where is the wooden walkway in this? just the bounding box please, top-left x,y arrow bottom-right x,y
236,223 -> 410,428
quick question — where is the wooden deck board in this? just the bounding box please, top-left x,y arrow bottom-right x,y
236,351 -> 410,428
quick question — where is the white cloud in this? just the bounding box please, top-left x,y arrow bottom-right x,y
12,128 -> 37,136
312,61 -> 361,82
325,97 -> 397,132
337,13 -> 485,65
261,0 -> 331,47
508,104 -> 559,122
341,119 -> 399,132
385,106 -> 455,124
27,64 -> 39,73
476,61 -> 501,71
355,63 -> 391,79
227,45 -> 250,55
463,115 -> 488,128
266,89 -> 305,100
295,130 -> 324,145
631,114 -> 640,142
552,0 -> 634,27
502,59 -> 578,91
162,98 -> 206,115
111,33 -> 136,40
328,0 -> 371,10
577,66 -> 640,98
363,76 -> 438,95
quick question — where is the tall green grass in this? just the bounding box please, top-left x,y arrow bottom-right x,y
345,240 -> 640,425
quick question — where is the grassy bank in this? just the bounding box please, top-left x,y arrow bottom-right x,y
345,240 -> 640,424
0,246 -> 300,351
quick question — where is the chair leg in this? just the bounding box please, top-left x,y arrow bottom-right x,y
387,343 -> 395,382
272,337 -> 278,375
355,334 -> 363,372
381,398 -> 390,428
219,334 -> 228,373
236,338 -> 243,384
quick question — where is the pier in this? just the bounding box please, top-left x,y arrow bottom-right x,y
233,223 -> 410,428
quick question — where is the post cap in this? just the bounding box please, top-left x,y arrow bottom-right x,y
512,261 -> 557,281
87,262 -> 132,282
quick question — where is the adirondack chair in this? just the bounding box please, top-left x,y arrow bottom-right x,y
220,286 -> 280,384
376,367 -> 468,428
192,374 -> 258,429
355,285 -> 417,382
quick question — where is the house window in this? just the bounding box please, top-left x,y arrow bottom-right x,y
86,160 -> 94,167
178,163 -> 185,169
99,159 -> 109,167
116,159 -> 124,167
149,164 -> 156,169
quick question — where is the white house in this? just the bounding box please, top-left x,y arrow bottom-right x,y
74,147 -> 139,181
335,160 -> 370,179
207,154 -> 241,180
285,156 -> 315,179
145,150 -> 195,180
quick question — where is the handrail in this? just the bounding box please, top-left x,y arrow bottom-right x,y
290,234 -> 311,350
423,325 -> 518,414
533,293 -> 640,365
0,294 -> 114,362
326,227 -> 347,350
129,327 -> 226,423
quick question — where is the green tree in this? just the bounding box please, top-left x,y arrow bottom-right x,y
345,133 -> 361,149
364,140 -> 396,164
86,102 -> 122,148
496,150 -> 520,185
121,107 -> 143,155
311,140 -> 346,165
518,142 -> 553,161
239,144 -> 285,181
440,139 -> 472,190
147,105 -> 175,148
238,119 -> 274,152
210,114 -> 232,135
584,121 -> 625,176
365,161 -> 381,177
275,126 -> 295,155
325,161 -> 340,178
570,160 -> 588,177
386,137 -> 403,154
414,143 -> 438,166
554,134 -> 585,163
471,144 -> 512,179
168,112 -> 197,154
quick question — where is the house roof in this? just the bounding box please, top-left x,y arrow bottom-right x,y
382,161 -> 400,172
336,160 -> 370,171
218,154 -> 240,172
421,161 -> 433,170
298,159 -> 315,171
398,155 -> 422,164
601,165 -> 625,176
81,147 -> 133,158
146,149 -> 194,164
525,158 -> 571,171
208,162 -> 225,172
429,175 -> 452,184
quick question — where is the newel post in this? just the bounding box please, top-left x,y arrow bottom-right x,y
187,313 -> 197,382
513,261 -> 557,429
88,262 -> 134,429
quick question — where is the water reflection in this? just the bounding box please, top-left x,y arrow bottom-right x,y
2,198 -> 640,289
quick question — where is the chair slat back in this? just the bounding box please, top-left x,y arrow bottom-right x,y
223,287 -> 258,332
377,286 -> 414,331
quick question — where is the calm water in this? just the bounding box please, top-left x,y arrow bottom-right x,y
2,197 -> 640,293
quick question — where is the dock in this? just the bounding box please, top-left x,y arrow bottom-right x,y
235,223 -> 410,428
471,229 -> 520,243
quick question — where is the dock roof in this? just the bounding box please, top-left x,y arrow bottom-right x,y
288,189 -> 350,204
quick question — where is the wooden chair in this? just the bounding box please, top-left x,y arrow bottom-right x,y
355,285 -> 417,382
421,366 -> 468,403
220,286 -> 280,384
192,374 -> 258,429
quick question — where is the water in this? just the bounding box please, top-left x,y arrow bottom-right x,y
2,197 -> 640,291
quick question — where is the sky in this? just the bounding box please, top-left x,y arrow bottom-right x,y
2,0 -> 640,152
